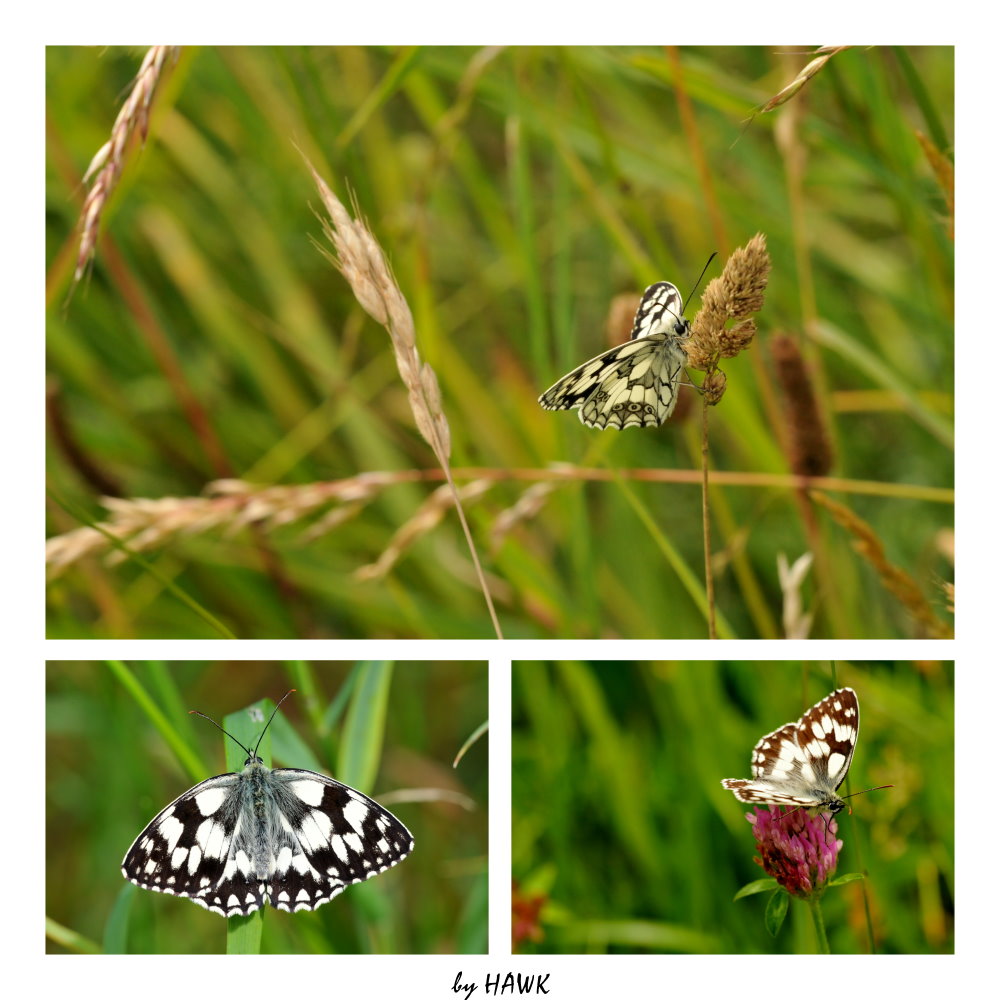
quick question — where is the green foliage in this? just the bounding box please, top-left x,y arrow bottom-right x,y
512,661 -> 954,954
764,890 -> 789,938
46,47 -> 953,637
45,661 -> 488,954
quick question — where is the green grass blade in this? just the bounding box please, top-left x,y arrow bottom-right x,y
108,660 -> 205,782
338,661 -> 394,792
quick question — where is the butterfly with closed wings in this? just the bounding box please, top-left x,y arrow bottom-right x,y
721,687 -> 889,817
538,280 -> 693,430
122,691 -> 413,918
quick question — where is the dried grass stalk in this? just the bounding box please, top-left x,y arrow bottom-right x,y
306,160 -> 451,464
490,482 -> 559,552
686,233 -> 771,383
686,233 -> 771,640
45,475 -> 393,576
760,47 -> 850,113
606,291 -> 642,348
304,157 -> 502,635
355,480 -> 493,582
810,491 -> 952,638
770,333 -> 834,477
915,130 -> 954,241
74,46 -> 179,283
777,551 -> 815,639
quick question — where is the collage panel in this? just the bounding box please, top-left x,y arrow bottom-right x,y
45,45 -> 953,641
512,661 -> 952,954
45,660 -> 488,954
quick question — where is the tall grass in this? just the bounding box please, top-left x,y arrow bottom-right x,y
46,47 -> 953,638
512,661 -> 953,954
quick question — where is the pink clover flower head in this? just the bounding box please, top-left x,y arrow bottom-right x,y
747,806 -> 842,897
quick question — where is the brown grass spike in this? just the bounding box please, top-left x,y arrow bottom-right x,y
304,157 -> 503,637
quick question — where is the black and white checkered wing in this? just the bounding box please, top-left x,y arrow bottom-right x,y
628,281 -> 688,341
538,281 -> 692,430
122,762 -> 413,917
264,768 -> 413,914
721,688 -> 860,814
122,771 -> 256,914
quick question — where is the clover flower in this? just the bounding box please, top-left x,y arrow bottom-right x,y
747,806 -> 842,898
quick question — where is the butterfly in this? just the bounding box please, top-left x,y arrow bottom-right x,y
121,692 -> 413,917
721,688 -> 862,815
538,280 -> 692,429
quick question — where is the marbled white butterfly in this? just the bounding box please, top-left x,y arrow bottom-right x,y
538,281 -> 692,430
122,692 -> 413,917
721,688 -> 864,815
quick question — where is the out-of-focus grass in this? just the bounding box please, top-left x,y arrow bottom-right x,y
45,661 -> 488,954
512,661 -> 953,954
46,47 -> 953,638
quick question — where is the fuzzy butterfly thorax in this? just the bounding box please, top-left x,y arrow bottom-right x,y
538,281 -> 692,430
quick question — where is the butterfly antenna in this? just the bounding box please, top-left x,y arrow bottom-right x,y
189,709 -> 253,758
682,252 -> 718,313
841,783 -> 894,801
252,689 -> 296,757
837,784 -> 894,820
189,689 -> 297,759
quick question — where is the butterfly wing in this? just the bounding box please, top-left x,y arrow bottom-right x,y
629,281 -> 688,340
265,768 -> 413,914
792,688 -> 859,792
121,771 -> 251,914
719,779 -> 827,808
538,334 -> 687,429
721,688 -> 860,811
122,765 -> 413,917
721,721 -> 813,803
538,280 -> 691,430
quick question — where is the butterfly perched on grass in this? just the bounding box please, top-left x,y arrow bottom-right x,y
721,688 -> 864,816
538,280 -> 692,430
122,692 -> 413,917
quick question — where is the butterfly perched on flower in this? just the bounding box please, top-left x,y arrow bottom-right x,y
538,280 -> 692,430
121,692 -> 413,917
721,688 -> 862,816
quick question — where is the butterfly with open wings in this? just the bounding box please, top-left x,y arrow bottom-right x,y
122,692 -> 413,917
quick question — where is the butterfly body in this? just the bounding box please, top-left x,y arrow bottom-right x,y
721,687 -> 860,815
123,748 -> 413,917
539,281 -> 691,430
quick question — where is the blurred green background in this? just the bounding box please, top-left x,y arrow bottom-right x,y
46,660 -> 488,954
512,661 -> 953,954
46,47 -> 953,638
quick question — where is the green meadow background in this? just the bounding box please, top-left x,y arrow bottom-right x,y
511,661 -> 953,954
45,661 -> 488,954
46,47 -> 953,638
